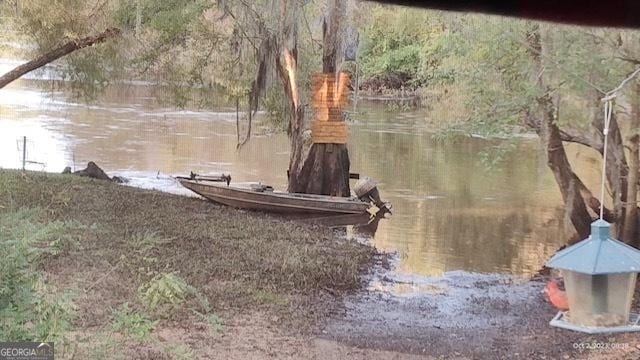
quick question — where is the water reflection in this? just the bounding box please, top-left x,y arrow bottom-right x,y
0,71 -> 604,276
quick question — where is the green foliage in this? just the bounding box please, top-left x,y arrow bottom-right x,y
356,7 -> 640,138
478,141 -> 518,169
88,335 -> 123,360
8,0 -> 123,100
9,0 -> 640,140
362,42 -> 422,80
384,100 -> 415,112
194,311 -> 224,334
32,288 -> 75,343
430,128 -> 468,143
162,343 -> 196,359
262,85 -> 291,130
205,313 -> 224,333
115,0 -> 212,42
138,272 -> 194,312
429,18 -> 538,135
129,231 -> 171,253
360,6 -> 441,88
0,208 -> 75,342
111,303 -> 158,342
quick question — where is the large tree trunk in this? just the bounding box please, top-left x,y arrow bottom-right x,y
535,96 -> 594,240
525,26 -> 640,243
275,0 -> 308,190
528,25 -> 593,240
0,28 -> 121,90
623,81 -> 640,245
590,90 -> 628,236
287,0 -> 351,196
604,113 -> 628,235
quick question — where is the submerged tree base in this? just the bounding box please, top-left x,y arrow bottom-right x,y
289,143 -> 351,197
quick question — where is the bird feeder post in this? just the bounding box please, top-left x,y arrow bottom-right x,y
546,220 -> 640,333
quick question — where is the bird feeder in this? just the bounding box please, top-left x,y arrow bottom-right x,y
546,219 -> 640,333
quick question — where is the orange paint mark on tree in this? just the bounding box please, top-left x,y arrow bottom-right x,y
283,49 -> 300,110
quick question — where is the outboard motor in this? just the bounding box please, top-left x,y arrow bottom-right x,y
354,176 -> 391,213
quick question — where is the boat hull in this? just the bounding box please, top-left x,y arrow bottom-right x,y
178,179 -> 370,215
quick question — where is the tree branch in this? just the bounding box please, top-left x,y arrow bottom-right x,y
615,55 -> 640,65
558,127 -> 603,153
0,27 -> 121,90
602,67 -> 640,100
524,112 -> 604,152
524,110 -> 616,221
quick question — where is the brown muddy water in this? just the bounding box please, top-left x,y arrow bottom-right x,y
0,59 -> 605,282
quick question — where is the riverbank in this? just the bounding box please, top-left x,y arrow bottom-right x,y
3,169 -> 640,359
0,169 -> 377,358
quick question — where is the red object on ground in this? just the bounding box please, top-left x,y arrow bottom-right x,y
544,279 -> 569,311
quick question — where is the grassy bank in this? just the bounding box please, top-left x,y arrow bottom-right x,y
0,169 -> 375,358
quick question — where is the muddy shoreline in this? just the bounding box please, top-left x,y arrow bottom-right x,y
320,269 -> 640,359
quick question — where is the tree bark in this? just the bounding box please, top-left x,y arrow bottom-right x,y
287,0 -> 351,197
275,0 -> 308,191
522,27 -> 640,243
622,81 -> 640,244
525,112 -> 614,223
0,28 -> 121,90
528,25 -> 593,240
531,99 -> 594,240
590,89 -> 628,236
557,127 -> 603,152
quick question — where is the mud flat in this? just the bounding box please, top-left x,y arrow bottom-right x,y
322,270 -> 640,359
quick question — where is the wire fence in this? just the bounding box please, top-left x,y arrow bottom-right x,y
15,136 -> 46,171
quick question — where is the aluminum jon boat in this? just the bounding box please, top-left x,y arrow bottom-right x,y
176,174 -> 371,215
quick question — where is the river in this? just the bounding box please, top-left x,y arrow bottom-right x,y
0,59 -> 606,281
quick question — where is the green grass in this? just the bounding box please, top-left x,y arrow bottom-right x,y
0,169 -> 376,354
0,208 -> 77,343
129,231 -> 172,254
194,311 -> 224,335
253,289 -> 289,306
0,170 -> 374,292
111,303 -> 158,342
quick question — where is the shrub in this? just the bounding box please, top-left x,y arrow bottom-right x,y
138,272 -> 194,312
0,208 -> 75,342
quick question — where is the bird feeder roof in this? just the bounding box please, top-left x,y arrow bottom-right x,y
546,220 -> 640,275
